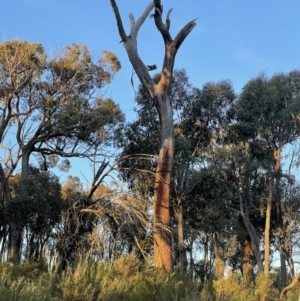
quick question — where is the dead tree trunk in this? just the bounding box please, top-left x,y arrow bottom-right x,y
109,0 -> 196,271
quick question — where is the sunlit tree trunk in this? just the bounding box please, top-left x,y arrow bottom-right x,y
153,93 -> 174,271
264,174 -> 273,276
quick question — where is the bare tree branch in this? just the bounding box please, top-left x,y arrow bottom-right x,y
130,2 -> 155,39
110,0 -> 127,42
153,4 -> 172,43
88,160 -> 110,198
174,19 -> 198,49
165,8 -> 173,30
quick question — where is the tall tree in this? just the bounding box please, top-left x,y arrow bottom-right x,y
234,70 -> 300,285
109,0 -> 196,271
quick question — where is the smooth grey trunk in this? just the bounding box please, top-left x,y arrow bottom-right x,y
8,149 -> 30,263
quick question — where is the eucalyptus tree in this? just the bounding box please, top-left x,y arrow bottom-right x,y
206,141 -> 270,279
179,80 -> 240,279
0,40 -> 124,263
109,0 -> 197,271
234,70 -> 300,285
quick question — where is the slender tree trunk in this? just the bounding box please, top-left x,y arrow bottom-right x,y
0,226 -> 7,262
274,147 -> 287,288
204,234 -> 209,264
280,252 -> 287,288
174,199 -> 187,273
8,223 -> 22,264
8,149 -> 30,263
188,238 -> 195,280
264,174 -> 273,276
28,233 -> 36,261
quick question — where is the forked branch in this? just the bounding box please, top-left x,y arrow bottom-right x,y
130,2 -> 155,39
110,0 -> 155,42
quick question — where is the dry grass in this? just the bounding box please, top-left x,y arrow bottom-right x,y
0,256 -> 199,301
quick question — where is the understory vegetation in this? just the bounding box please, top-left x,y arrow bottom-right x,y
2,2 -> 300,300
1,257 -> 300,301
0,256 -> 199,301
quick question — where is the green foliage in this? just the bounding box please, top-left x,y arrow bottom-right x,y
234,71 -> 300,147
0,262 -> 54,301
0,40 -> 46,92
0,39 -> 124,264
182,79 -> 235,147
284,283 -> 300,301
201,271 -> 280,301
254,273 -> 279,301
0,40 -> 124,172
6,167 -> 63,234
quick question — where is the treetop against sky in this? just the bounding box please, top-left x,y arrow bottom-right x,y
1,0 -> 300,184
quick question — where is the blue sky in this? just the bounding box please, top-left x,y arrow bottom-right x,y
1,0 -> 300,185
